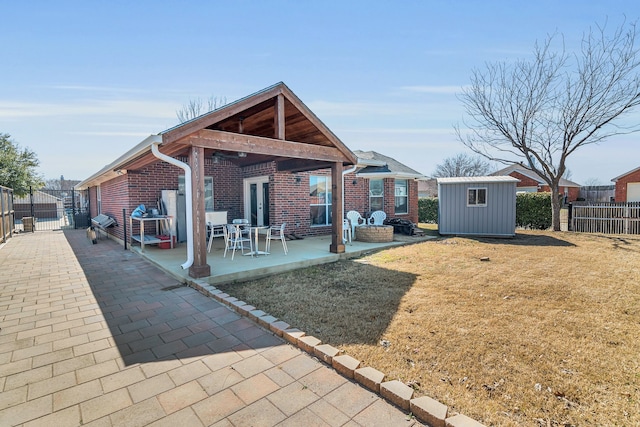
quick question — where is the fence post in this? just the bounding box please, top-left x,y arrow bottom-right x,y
123,208 -> 127,250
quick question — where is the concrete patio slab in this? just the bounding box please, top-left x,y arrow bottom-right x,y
0,230 -> 425,426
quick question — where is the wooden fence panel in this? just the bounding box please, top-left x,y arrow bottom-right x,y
572,202 -> 640,235
1,185 -> 14,243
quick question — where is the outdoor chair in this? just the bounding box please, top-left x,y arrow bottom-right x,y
224,224 -> 252,260
232,218 -> 250,237
342,218 -> 352,243
265,223 -> 288,255
346,210 -> 365,238
368,210 -> 387,225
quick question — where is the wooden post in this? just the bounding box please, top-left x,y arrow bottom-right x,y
330,161 -> 345,253
188,145 -> 211,278
275,94 -> 285,140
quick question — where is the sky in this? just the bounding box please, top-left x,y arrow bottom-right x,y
1,1 -> 640,185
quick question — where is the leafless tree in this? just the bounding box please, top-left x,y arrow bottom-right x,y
176,96 -> 227,123
456,19 -> 640,231
432,153 -> 494,177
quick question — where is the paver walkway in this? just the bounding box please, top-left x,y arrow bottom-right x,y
0,230 -> 422,426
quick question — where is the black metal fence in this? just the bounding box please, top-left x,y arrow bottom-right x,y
13,187 -> 90,231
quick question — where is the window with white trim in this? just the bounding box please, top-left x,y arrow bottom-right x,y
394,179 -> 408,214
369,179 -> 384,211
467,187 -> 487,206
310,175 -> 332,226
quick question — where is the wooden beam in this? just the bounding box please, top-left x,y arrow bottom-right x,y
330,162 -> 345,254
189,130 -> 347,162
162,85 -> 284,144
275,94 -> 285,140
188,146 -> 211,278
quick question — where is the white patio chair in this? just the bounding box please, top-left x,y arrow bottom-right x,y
346,210 -> 365,238
232,218 -> 250,237
368,210 -> 387,225
265,223 -> 288,255
224,224 -> 252,259
343,218 -> 352,243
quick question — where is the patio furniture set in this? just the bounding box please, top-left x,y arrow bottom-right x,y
207,218 -> 288,260
344,210 -> 388,243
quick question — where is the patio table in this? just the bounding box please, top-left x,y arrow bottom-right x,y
244,226 -> 270,256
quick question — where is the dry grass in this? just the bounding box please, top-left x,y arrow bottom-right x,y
217,228 -> 640,426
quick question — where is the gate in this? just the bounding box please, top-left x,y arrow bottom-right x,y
572,202 -> 640,235
13,187 -> 90,231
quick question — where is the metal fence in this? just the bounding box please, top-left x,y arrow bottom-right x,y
13,187 -> 90,232
572,202 -> 640,235
1,185 -> 14,242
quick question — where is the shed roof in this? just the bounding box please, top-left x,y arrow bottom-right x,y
437,176 -> 520,184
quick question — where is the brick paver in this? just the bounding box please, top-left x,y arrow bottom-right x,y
0,230 -> 424,426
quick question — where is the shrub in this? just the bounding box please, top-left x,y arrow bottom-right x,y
419,197 -> 438,223
516,192 -> 552,229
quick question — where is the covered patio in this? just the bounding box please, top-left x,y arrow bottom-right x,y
130,234 -> 417,286
77,82 -> 360,280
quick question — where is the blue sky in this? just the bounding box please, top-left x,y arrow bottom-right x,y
2,1 -> 639,184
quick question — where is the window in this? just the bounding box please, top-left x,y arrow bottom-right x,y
369,179 -> 384,211
310,175 -> 332,226
467,187 -> 487,206
179,176 -> 214,211
394,179 -> 408,214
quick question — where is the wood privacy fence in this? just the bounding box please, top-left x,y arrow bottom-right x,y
1,185 -> 14,243
572,202 -> 640,235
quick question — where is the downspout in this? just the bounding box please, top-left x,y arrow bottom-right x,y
342,164 -> 358,216
151,143 -> 193,270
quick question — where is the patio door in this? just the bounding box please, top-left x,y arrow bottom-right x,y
244,176 -> 270,227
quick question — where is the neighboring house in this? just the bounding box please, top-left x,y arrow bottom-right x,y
76,82 -> 423,278
492,164 -> 581,202
437,176 -> 519,238
13,190 -> 64,219
612,166 -> 640,202
418,178 -> 438,198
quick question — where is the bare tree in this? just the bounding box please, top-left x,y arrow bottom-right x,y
432,153 -> 494,177
176,96 -> 227,123
456,19 -> 640,231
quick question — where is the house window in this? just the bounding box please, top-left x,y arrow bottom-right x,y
395,179 -> 408,214
369,179 -> 384,211
467,187 -> 487,206
310,175 -> 332,226
179,176 -> 214,211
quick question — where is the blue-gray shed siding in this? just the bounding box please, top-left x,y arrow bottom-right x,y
438,181 -> 517,237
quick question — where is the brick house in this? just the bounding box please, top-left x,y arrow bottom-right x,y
612,166 -> 640,202
492,164 -> 581,202
76,83 -> 423,278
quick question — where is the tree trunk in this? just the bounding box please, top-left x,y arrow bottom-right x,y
550,187 -> 562,231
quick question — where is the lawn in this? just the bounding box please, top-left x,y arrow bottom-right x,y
216,228 -> 640,426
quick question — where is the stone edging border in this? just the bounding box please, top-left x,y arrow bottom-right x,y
188,279 -> 486,427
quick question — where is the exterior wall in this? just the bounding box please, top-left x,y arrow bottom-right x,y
510,171 -> 539,188
343,173 -> 419,224
615,168 -> 640,202
438,181 -> 517,237
94,157 -> 421,244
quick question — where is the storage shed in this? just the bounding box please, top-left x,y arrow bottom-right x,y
437,176 -> 519,238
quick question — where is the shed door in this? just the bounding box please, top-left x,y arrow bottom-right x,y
627,183 -> 640,202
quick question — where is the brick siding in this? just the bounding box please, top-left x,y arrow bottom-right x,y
614,168 -> 640,202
